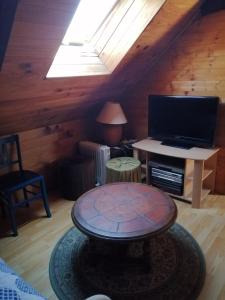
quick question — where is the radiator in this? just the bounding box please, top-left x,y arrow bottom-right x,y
78,141 -> 110,185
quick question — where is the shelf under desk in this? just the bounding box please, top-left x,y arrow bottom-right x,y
132,138 -> 219,208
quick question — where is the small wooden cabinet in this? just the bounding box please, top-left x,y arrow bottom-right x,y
132,138 -> 219,208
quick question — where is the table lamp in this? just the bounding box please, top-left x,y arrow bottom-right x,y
96,101 -> 127,146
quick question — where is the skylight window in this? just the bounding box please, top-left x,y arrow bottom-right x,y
46,0 -> 166,78
62,0 -> 118,46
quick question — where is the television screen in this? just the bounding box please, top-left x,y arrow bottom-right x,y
148,95 -> 219,149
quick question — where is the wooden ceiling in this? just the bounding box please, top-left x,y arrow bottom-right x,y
0,0 -> 205,135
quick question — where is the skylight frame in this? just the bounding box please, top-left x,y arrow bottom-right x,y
46,0 -> 166,78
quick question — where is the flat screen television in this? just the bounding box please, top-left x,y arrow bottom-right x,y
148,95 -> 219,149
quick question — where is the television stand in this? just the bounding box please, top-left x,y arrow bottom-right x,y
132,138 -> 219,208
161,140 -> 193,149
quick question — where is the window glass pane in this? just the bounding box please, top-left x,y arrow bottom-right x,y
62,0 -> 118,46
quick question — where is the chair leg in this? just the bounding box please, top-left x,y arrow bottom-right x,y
0,200 -> 6,217
23,188 -> 29,207
40,178 -> 51,218
7,194 -> 18,236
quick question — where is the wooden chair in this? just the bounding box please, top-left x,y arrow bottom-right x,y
0,134 -> 51,236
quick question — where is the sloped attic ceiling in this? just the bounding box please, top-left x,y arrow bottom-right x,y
0,0 -> 204,135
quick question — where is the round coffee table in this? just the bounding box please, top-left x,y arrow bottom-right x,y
71,182 -> 177,241
71,183 -> 180,297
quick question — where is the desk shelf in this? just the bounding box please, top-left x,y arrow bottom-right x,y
133,138 -> 219,208
168,188 -> 211,203
186,169 -> 213,181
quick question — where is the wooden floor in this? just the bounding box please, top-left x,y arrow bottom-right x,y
0,193 -> 225,300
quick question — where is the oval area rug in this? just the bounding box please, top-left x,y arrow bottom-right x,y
49,223 -> 205,300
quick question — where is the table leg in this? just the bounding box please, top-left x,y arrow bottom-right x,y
192,160 -> 204,209
133,149 -> 139,160
145,152 -> 149,184
88,238 -> 151,273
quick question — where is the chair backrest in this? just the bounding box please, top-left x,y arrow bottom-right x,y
0,134 -> 23,172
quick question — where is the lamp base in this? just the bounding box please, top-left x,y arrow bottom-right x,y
101,124 -> 123,146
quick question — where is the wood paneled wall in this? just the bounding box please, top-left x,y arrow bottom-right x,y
19,118 -> 92,188
0,0 -> 202,188
0,0 -> 202,135
123,10 -> 225,193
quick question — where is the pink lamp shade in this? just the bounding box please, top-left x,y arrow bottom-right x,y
96,101 -> 127,125
96,101 -> 127,146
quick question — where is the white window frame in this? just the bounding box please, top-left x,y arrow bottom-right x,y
46,0 -> 166,78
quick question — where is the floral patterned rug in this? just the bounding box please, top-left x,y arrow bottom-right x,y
49,224 -> 205,300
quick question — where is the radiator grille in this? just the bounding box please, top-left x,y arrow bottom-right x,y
78,141 -> 110,185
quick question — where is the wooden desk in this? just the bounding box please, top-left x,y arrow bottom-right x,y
71,182 -> 177,241
132,138 -> 219,208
